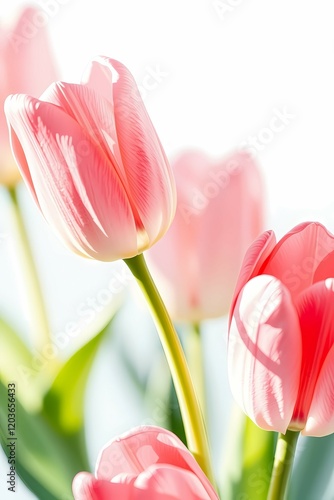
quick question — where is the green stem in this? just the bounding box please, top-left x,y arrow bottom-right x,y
267,430 -> 299,500
186,323 -> 207,425
7,186 -> 54,356
124,254 -> 215,486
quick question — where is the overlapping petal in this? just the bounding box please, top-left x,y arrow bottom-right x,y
228,274 -> 302,433
260,222 -> 334,301
304,344 -> 334,436
82,56 -> 176,246
229,230 -> 276,325
73,472 -> 132,500
292,279 -> 334,432
134,464 -> 214,499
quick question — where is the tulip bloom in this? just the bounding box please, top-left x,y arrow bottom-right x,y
0,6 -> 58,185
5,56 -> 176,261
72,426 -> 219,499
147,150 -> 264,322
228,221 -> 334,436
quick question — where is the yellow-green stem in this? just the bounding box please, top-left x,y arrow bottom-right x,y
7,186 -> 54,357
124,254 -> 215,486
186,323 -> 207,425
267,430 -> 299,500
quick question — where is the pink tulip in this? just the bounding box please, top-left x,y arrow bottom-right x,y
228,221 -> 334,436
5,56 -> 176,261
146,150 -> 264,322
72,426 -> 219,499
0,6 -> 58,185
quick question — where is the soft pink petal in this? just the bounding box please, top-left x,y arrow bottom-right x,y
304,343 -> 334,437
5,93 -> 139,261
4,112 -> 39,204
228,274 -> 302,433
0,6 -> 58,184
96,426 -> 216,499
134,464 -> 217,500
228,230 -> 276,325
313,250 -> 334,282
40,82 -> 124,180
39,81 -> 144,230
72,472 -> 132,500
197,151 -> 264,320
261,222 -> 334,302
82,56 -> 176,245
291,279 -> 334,431
147,150 -> 264,321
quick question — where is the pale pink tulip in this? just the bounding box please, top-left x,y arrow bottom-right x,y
5,56 -> 176,261
72,426 -> 219,500
146,150 -> 264,322
228,221 -> 334,436
0,6 -> 58,185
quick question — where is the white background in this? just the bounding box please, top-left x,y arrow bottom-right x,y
1,0 -> 334,498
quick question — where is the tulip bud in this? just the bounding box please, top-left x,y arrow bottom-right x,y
228,221 -> 334,436
5,56 -> 176,261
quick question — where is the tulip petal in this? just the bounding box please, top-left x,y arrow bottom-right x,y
40,82 -> 128,188
229,230 -> 276,325
72,472 -> 132,500
5,94 -> 139,260
134,464 -> 216,499
40,81 -> 148,239
96,426 -> 216,499
82,56 -> 176,244
147,150 -> 264,322
0,6 -> 58,148
197,151 -> 264,320
292,279 -> 334,432
228,274 -> 301,433
304,343 -> 334,437
261,222 -> 334,301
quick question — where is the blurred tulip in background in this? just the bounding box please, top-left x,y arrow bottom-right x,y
147,150 -> 264,322
0,6 -> 58,185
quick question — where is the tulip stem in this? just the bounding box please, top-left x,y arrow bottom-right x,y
124,253 -> 215,487
7,186 -> 54,358
267,430 -> 299,500
186,323 -> 208,426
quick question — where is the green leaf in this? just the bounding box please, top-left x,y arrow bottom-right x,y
43,320 -> 114,434
0,380 -> 83,500
220,404 -> 276,500
0,318 -> 46,411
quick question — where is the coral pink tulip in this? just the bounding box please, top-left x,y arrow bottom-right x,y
146,150 -> 264,322
72,426 -> 219,499
228,221 -> 334,436
0,6 -> 58,185
5,56 -> 176,261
